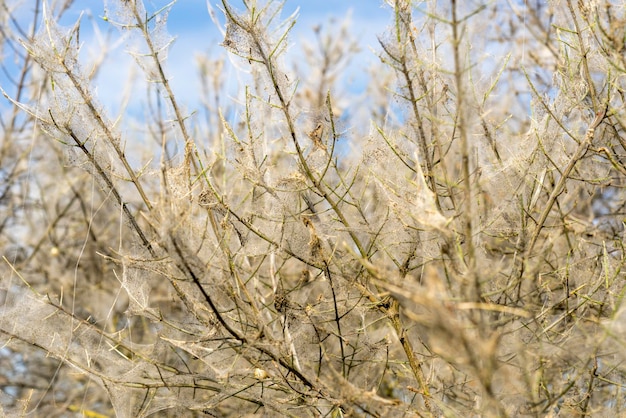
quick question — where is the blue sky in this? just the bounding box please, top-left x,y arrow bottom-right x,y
51,1 -> 392,120
0,1 -> 392,120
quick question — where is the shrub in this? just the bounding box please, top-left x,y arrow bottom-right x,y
2,0 -> 626,416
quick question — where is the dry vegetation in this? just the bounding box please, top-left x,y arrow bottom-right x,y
2,0 -> 626,416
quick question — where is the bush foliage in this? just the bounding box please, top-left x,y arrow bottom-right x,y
2,0 -> 626,416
